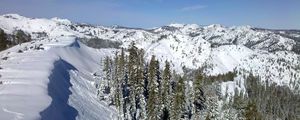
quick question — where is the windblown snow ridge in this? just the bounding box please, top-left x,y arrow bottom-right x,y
0,36 -> 118,120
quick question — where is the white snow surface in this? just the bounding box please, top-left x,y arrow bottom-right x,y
0,36 -> 118,120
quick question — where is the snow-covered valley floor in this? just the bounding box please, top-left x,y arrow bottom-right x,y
0,37 -> 118,120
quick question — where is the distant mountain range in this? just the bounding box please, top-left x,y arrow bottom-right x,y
0,14 -> 299,120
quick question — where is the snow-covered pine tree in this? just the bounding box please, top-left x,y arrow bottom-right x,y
136,49 -> 147,120
128,42 -> 139,119
143,63 -> 149,100
171,76 -> 185,120
155,60 -> 163,119
244,101 -> 262,120
193,70 -> 205,119
110,52 -> 119,106
205,96 -> 220,120
161,60 -> 171,119
221,102 -> 237,120
100,56 -> 113,101
146,55 -> 160,120
123,72 -> 130,120
232,88 -> 246,119
116,48 -> 125,119
182,74 -> 193,120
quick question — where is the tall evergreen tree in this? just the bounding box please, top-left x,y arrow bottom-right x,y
123,55 -> 131,119
193,70 -> 206,119
244,101 -> 262,120
99,56 -> 112,100
136,49 -> 147,120
116,48 -> 126,119
161,61 -> 171,119
127,42 -> 139,119
110,52 -> 119,106
155,60 -> 163,119
171,76 -> 185,120
146,55 -> 160,120
206,95 -> 220,120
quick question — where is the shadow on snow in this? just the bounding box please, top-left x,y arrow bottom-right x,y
40,58 -> 78,120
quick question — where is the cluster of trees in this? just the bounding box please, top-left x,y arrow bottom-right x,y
98,43 -> 206,120
226,74 -> 300,120
0,28 -> 31,51
97,43 -> 300,120
14,30 -> 31,44
246,75 -> 300,120
79,37 -> 121,49
0,28 -> 10,51
204,71 -> 236,85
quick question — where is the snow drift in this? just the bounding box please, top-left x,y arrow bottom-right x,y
0,37 -> 117,120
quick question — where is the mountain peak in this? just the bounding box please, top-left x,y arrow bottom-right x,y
205,24 -> 226,29
168,23 -> 186,28
51,17 -> 72,25
1,13 -> 27,20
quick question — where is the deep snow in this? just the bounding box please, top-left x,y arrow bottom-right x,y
0,37 -> 118,120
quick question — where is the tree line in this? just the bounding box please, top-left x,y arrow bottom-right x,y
228,73 -> 300,120
0,28 -> 31,51
97,43 -> 206,120
96,42 -> 300,120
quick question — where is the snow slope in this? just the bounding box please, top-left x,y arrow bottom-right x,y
0,36 -> 117,120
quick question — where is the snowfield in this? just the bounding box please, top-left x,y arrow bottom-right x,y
0,37 -> 118,120
0,14 -> 299,120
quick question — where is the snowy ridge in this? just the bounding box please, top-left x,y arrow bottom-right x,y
0,36 -> 117,119
0,14 -> 299,87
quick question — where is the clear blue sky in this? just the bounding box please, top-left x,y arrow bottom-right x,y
1,0 -> 299,29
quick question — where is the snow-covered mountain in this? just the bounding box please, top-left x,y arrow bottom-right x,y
0,14 -> 299,120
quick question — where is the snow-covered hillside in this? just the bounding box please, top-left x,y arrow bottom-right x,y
0,36 -> 118,119
0,14 -> 299,119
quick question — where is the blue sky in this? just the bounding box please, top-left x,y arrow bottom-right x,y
1,0 -> 299,29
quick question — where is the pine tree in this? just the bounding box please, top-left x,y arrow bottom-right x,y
128,42 -> 139,119
0,28 -> 9,51
206,95 -> 219,120
123,73 -> 131,120
99,56 -> 112,101
171,76 -> 185,120
110,52 -> 119,106
146,55 -> 160,120
193,70 -> 205,119
143,63 -> 149,100
161,61 -> 171,119
116,48 -> 126,119
136,49 -> 147,120
244,101 -> 262,120
120,54 -> 130,119
155,60 -> 163,119
205,113 -> 211,120
232,88 -> 247,119
114,52 -> 120,105
222,104 -> 236,120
